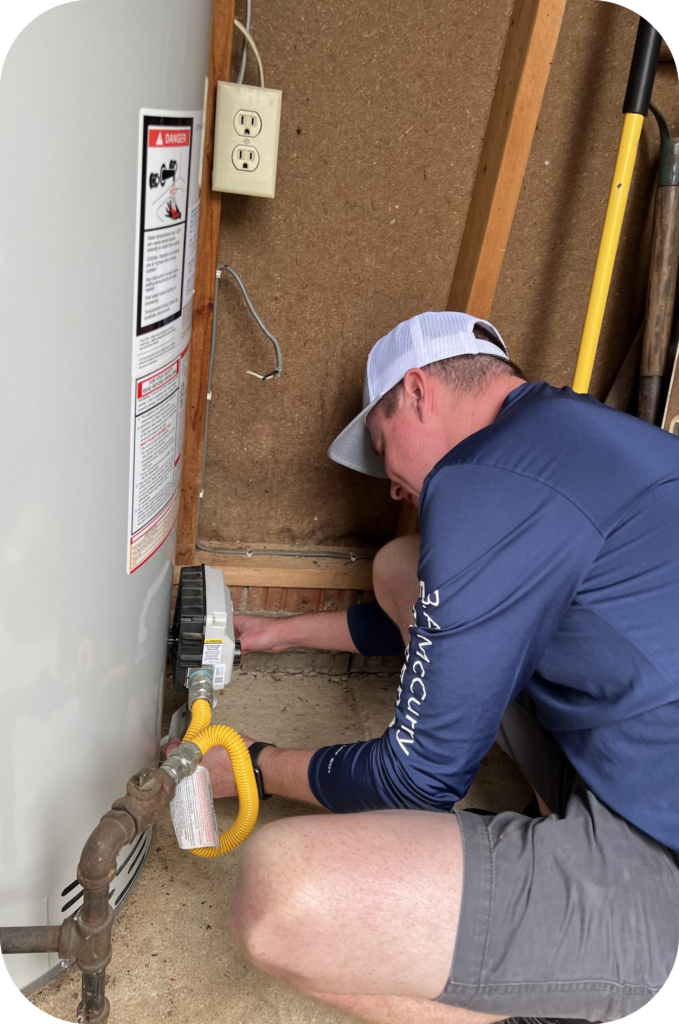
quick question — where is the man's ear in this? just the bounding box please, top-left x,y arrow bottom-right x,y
402,368 -> 430,419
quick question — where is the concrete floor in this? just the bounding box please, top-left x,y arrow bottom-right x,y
29,659 -> 531,1023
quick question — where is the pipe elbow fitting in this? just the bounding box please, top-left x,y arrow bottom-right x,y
77,811 -> 136,891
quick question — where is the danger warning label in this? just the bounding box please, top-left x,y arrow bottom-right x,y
137,118 -> 193,334
128,107 -> 203,574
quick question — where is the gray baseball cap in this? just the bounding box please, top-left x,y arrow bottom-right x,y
328,311 -> 508,478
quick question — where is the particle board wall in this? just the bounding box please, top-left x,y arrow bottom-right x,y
199,0 -> 678,554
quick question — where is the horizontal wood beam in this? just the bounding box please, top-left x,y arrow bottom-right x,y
179,551 -> 375,590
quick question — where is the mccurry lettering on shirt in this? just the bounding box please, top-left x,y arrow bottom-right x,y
392,581 -> 440,756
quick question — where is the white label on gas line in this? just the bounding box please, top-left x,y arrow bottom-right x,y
170,766 -> 219,850
127,107 -> 203,574
202,638 -> 223,665
213,664 -> 226,689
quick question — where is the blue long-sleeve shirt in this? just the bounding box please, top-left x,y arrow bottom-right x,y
309,383 -> 679,853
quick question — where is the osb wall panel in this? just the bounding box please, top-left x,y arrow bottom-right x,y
201,0 -> 678,552
200,0 -> 514,550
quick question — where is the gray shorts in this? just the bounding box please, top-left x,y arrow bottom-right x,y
437,694 -> 679,1022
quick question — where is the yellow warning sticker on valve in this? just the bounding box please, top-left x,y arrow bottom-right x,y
202,638 -> 223,666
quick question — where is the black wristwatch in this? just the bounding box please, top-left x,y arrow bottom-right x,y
248,741 -> 276,800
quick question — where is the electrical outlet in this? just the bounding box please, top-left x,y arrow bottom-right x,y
213,82 -> 282,198
234,109 -> 262,137
232,145 -> 260,172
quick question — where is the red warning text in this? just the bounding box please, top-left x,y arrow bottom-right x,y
138,360 -> 179,399
149,128 -> 191,148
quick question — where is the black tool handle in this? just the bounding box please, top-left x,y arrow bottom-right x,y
623,18 -> 662,116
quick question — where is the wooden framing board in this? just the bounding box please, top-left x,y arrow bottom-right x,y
175,0 -> 235,566
398,0 -> 566,538
447,0 -> 567,315
171,578 -> 370,615
185,551 -> 374,590
174,553 -> 373,593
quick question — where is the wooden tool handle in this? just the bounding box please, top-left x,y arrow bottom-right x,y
641,187 -> 679,379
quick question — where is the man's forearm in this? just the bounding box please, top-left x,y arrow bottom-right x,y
258,746 -> 322,806
265,609 -> 359,654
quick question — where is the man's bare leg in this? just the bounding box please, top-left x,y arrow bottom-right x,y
232,810 -> 510,1024
309,992 -> 504,1024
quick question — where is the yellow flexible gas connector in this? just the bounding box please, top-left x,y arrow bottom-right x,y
190,725 -> 259,857
181,698 -> 260,858
183,695 -> 212,743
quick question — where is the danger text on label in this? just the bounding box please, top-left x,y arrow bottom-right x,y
150,129 -> 191,148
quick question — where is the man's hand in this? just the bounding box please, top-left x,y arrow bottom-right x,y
162,734 -> 254,799
234,614 -> 291,655
162,735 -> 319,805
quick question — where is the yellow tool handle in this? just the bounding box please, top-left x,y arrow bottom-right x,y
572,112 -> 645,394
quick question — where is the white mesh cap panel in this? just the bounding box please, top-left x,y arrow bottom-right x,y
366,311 -> 507,404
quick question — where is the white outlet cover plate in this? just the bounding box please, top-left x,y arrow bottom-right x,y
212,81 -> 282,198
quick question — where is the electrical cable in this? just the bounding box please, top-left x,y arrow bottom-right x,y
195,542 -> 372,561
195,540 -> 375,561
195,264 -> 283,547
218,265 -> 283,379
236,0 -> 252,85
233,19 -> 264,89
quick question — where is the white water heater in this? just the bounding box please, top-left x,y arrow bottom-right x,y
0,0 -> 211,993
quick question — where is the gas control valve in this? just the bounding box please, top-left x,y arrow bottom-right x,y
169,565 -> 241,693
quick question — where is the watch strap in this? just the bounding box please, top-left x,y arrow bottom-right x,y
248,741 -> 276,800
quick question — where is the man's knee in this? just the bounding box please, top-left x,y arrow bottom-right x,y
373,536 -> 419,589
373,535 -> 420,633
232,820 -> 286,969
232,818 -> 321,977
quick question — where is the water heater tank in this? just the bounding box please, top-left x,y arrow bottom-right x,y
0,0 -> 212,993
